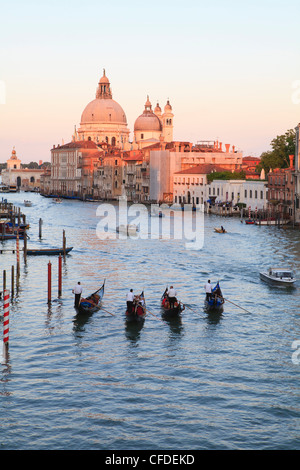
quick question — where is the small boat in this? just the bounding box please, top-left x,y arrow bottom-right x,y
161,288 -> 184,318
26,247 -> 73,256
214,227 -> 227,233
245,219 -> 255,224
77,281 -> 105,314
116,224 -> 138,236
260,268 -> 296,286
204,281 -> 224,313
255,219 -> 290,226
125,292 -> 146,322
53,198 -> 62,203
24,200 -> 32,207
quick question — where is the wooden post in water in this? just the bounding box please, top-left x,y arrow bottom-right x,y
3,289 -> 10,359
58,254 -> 62,298
39,218 -> 43,238
47,261 -> 52,303
16,232 -> 20,281
11,265 -> 14,298
3,270 -> 6,295
23,229 -> 27,263
63,230 -> 66,260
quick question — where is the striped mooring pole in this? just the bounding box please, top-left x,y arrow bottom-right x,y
3,290 -> 9,353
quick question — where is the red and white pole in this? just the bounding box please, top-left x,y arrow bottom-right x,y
248,206 -> 251,219
3,289 -> 9,353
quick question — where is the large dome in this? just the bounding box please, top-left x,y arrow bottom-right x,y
80,98 -> 127,125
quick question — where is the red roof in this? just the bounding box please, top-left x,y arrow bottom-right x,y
174,164 -> 227,175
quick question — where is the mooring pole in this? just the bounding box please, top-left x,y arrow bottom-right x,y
58,254 -> 62,298
48,261 -> 52,303
3,289 -> 9,359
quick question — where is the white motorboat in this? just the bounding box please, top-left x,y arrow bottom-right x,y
24,200 -> 32,207
53,198 -> 62,203
116,224 -> 138,236
260,268 -> 296,285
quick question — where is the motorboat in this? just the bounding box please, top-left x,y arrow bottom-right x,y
260,268 -> 296,285
24,200 -> 32,207
116,224 -> 138,236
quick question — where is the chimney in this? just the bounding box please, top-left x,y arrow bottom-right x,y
225,144 -> 230,153
232,145 -> 235,153
289,154 -> 294,169
219,142 -> 222,151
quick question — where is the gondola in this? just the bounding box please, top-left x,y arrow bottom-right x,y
161,288 -> 185,318
204,281 -> 224,313
125,291 -> 146,322
76,280 -> 105,314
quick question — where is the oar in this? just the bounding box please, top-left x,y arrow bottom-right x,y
179,301 -> 199,315
100,307 -> 116,317
218,296 -> 252,314
145,307 -> 167,325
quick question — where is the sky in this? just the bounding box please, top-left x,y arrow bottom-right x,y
0,0 -> 300,163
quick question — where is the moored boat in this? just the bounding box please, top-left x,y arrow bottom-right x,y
26,247 -> 73,255
245,219 -> 255,224
260,268 -> 296,285
204,281 -> 224,313
125,292 -> 146,322
77,280 -> 105,314
161,288 -> 184,318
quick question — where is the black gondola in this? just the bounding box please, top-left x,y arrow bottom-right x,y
76,280 -> 105,314
125,291 -> 146,322
204,281 -> 224,313
161,288 -> 185,318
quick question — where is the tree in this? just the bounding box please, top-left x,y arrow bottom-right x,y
258,129 -> 295,172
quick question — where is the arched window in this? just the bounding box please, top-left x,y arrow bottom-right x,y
30,176 -> 35,183
112,136 -> 116,146
88,136 -> 91,141
106,136 -> 108,143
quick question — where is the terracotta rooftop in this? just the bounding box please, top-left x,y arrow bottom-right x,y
174,164 -> 227,175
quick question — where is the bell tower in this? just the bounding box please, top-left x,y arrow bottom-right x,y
162,100 -> 174,142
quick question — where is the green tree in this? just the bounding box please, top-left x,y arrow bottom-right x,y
258,129 -> 295,172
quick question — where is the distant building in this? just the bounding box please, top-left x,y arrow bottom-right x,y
1,148 -> 44,191
267,155 -> 295,219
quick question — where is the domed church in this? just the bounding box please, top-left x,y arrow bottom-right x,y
133,96 -> 174,149
77,70 -> 130,148
75,70 -> 174,150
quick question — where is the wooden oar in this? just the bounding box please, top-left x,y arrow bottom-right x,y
145,307 -> 167,325
179,302 -> 199,315
218,296 -> 252,314
100,307 -> 116,317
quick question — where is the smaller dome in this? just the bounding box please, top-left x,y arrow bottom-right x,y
154,102 -> 161,113
164,100 -> 172,111
134,113 -> 162,132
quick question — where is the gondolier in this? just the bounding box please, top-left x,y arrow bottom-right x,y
73,282 -> 83,308
204,280 -> 212,301
167,286 -> 177,309
126,289 -> 134,314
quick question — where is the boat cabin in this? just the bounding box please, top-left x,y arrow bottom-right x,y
268,268 -> 294,280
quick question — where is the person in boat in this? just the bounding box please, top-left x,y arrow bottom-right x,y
204,280 -> 212,301
126,289 -> 134,314
221,226 -> 225,233
167,286 -> 177,309
73,282 -> 83,307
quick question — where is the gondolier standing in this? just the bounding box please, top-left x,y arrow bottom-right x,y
204,280 -> 212,301
126,289 -> 134,314
167,286 -> 177,309
73,282 -> 83,308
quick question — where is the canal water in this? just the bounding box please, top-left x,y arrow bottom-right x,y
0,192 -> 299,450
